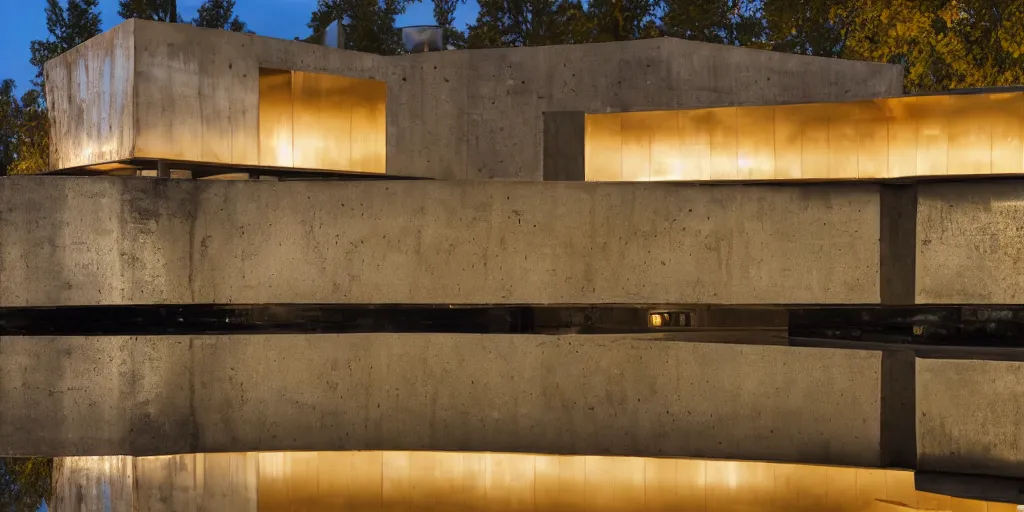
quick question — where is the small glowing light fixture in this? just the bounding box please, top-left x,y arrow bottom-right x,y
648,310 -> 692,329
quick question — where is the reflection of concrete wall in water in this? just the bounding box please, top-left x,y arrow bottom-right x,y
585,91 -> 1024,181
53,451 -> 1011,512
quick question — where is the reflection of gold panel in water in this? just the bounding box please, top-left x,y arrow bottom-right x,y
65,452 -> 1012,512
585,91 -> 1024,181
248,451 -> 1004,512
258,68 -> 386,174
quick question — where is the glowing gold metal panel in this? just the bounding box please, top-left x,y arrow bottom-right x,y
620,112 -> 654,181
249,452 -> 1003,512
60,452 -> 1020,512
257,69 -> 294,168
258,68 -> 386,174
584,114 -> 622,181
585,91 -> 1024,181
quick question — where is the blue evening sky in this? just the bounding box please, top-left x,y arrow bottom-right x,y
0,0 -> 479,93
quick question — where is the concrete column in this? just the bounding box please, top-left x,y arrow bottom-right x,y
542,111 -> 586,181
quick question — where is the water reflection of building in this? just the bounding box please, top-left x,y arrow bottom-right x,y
56,451 -> 1015,512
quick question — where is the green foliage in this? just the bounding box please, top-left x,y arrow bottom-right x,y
0,79 -> 18,176
119,0 -> 180,22
0,80 -> 50,176
816,0 -> 1024,91
9,89 -> 51,175
28,0 -> 102,87
309,0 -> 416,55
466,0 -> 594,47
193,0 -> 249,32
585,0 -> 660,42
433,0 -> 467,48
0,458 -> 53,512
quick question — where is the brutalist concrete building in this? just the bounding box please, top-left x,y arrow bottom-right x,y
4,18 -> 1024,512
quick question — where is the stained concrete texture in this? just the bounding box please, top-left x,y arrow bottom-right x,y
50,457 -> 135,512
0,176 -> 884,306
46,19 -> 903,179
0,334 -> 884,467
916,181 -> 1024,304
916,358 -> 1024,478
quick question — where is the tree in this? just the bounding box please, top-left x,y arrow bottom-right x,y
0,79 -> 19,176
433,0 -> 467,48
840,0 -> 1024,91
193,0 -> 249,32
119,0 -> 180,22
0,458 -> 53,512
308,0 -> 414,55
660,0 -> 764,45
466,0 -> 593,47
586,0 -> 660,42
28,0 -> 102,88
758,0 -> 869,57
9,89 -> 51,175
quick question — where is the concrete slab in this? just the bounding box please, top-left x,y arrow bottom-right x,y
916,181 -> 1024,304
0,177 -> 885,306
0,334 -> 884,466
45,20 -> 903,180
916,358 -> 1024,477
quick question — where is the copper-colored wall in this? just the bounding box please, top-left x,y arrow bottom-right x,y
256,68 -> 386,174
586,92 -> 1024,181
54,451 -> 1022,511
257,452 -> 971,512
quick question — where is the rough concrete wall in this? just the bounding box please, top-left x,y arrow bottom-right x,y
0,177 -> 882,306
916,358 -> 1024,478
0,177 -> 194,305
383,39 -> 904,180
45,21 -> 135,170
1,334 -> 884,467
916,181 -> 1024,303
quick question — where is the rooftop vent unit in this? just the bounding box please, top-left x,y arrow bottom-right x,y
311,19 -> 345,49
401,25 -> 443,53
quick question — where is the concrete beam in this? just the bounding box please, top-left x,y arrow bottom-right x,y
0,334 -> 884,466
916,358 -> 1024,478
0,177 -> 885,306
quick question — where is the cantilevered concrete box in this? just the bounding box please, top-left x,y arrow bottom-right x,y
45,19 -> 903,180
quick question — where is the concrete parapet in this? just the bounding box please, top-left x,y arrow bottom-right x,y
0,177 -> 885,306
916,358 -> 1024,478
0,334 -> 883,466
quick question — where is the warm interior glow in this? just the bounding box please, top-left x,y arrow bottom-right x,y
258,68 -> 386,174
585,92 -> 1024,181
55,452 -> 1019,512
